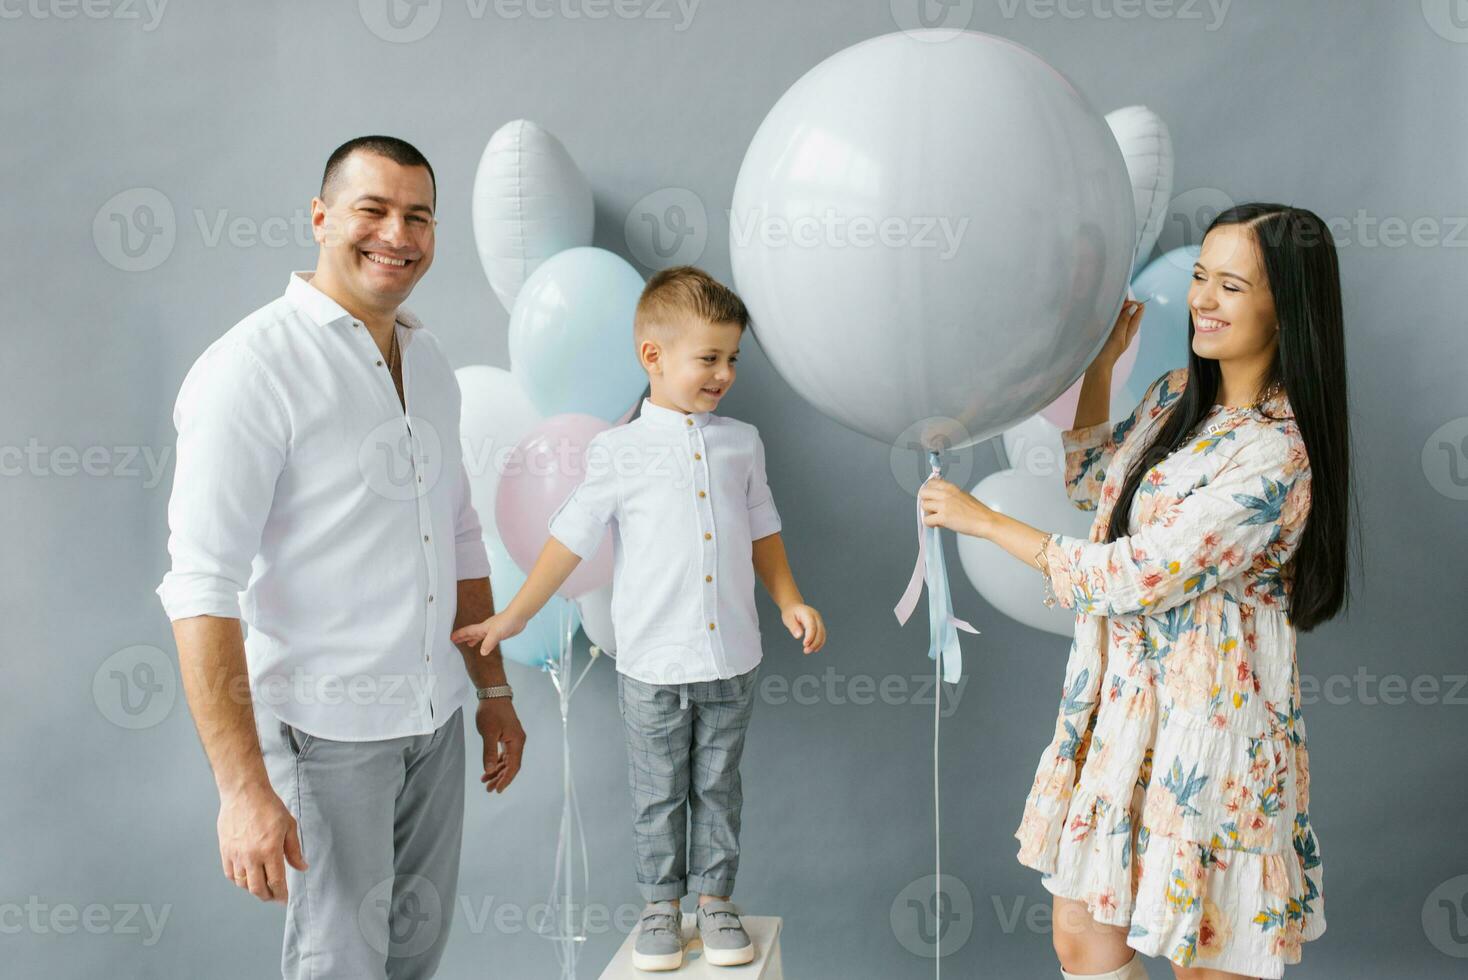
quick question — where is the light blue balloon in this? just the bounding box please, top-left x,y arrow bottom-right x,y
509,246 -> 647,422
486,537 -> 581,670
1128,245 -> 1199,386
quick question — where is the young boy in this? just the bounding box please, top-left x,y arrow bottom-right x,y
452,266 -> 825,971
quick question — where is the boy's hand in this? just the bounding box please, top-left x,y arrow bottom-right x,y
781,603 -> 826,654
451,611 -> 527,657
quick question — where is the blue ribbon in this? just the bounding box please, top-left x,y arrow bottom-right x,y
894,451 -> 978,684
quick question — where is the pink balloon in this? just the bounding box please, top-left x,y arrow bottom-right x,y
495,413 -> 615,598
1039,328 -> 1139,429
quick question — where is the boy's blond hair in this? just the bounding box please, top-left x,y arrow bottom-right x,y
634,266 -> 749,349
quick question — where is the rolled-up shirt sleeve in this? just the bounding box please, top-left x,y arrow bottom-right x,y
156,343 -> 291,621
547,431 -> 619,561
746,430 -> 782,541
453,460 -> 491,580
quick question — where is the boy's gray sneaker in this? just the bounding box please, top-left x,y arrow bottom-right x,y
696,900 -> 754,967
633,901 -> 684,972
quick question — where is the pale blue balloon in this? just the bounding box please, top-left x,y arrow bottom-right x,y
1129,245 -> 1199,386
486,536 -> 581,670
508,246 -> 647,422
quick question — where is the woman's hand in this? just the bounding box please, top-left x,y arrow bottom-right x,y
1089,299 -> 1146,375
918,478 -> 994,538
451,611 -> 527,657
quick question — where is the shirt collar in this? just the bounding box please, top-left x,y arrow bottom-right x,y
285,270 -> 425,331
639,397 -> 714,430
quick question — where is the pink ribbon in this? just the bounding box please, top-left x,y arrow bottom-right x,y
894,453 -> 978,683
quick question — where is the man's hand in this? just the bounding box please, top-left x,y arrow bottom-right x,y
475,698 -> 526,794
451,611 -> 526,657
781,603 -> 827,654
173,616 -> 306,905
217,783 -> 307,902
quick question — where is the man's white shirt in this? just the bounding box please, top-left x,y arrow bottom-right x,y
548,397 -> 782,685
156,271 -> 490,741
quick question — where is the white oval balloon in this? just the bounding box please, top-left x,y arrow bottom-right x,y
456,365 -> 542,540
956,470 -> 1093,637
576,580 -> 617,656
1001,384 -> 1138,481
472,119 -> 594,313
1105,105 -> 1175,277
729,30 -> 1136,451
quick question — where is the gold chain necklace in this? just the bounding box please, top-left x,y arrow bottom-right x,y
1197,380 -> 1282,437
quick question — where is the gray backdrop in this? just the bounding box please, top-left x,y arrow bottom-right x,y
4,1 -> 1466,977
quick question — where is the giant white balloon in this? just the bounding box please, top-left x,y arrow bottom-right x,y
576,580 -> 617,656
956,470 -> 1093,637
456,364 -> 542,540
472,119 -> 594,313
729,30 -> 1136,451
1105,105 -> 1175,277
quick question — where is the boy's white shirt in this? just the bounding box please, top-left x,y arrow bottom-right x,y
548,397 -> 782,685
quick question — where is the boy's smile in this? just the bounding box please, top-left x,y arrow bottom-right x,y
643,316 -> 742,414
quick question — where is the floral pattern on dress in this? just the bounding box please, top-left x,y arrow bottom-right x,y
1015,368 -> 1325,979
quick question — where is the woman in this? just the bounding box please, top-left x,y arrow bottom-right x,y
920,204 -> 1352,980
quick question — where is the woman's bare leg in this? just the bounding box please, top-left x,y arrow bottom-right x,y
1051,895 -> 1136,973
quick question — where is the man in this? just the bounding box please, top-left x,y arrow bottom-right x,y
156,135 -> 526,979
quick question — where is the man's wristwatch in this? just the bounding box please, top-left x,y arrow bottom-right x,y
475,684 -> 514,701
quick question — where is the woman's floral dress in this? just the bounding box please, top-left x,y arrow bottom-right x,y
1015,367 -> 1326,978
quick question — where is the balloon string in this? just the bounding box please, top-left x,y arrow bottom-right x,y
540,603 -> 594,979
569,656 -> 597,699
892,450 -> 982,980
935,606 -> 941,980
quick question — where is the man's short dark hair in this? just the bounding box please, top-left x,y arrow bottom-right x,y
321,135 -> 436,208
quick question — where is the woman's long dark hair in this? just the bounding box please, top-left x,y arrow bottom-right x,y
1104,203 -> 1355,631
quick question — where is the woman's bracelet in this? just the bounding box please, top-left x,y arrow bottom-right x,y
1035,532 -> 1058,608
